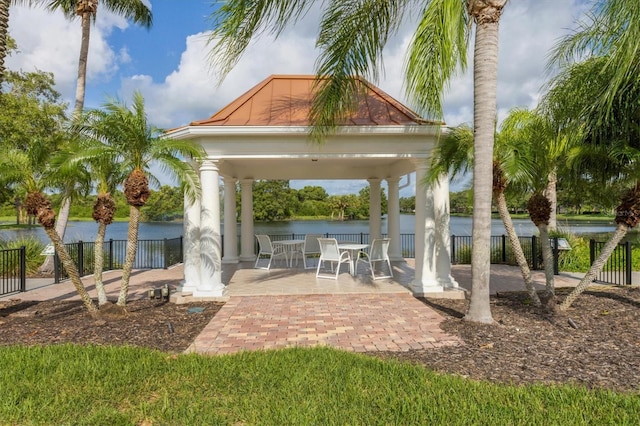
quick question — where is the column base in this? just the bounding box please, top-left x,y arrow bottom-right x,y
438,275 -> 459,289
239,255 -> 256,262
193,286 -> 227,298
222,257 -> 240,264
178,279 -> 198,295
410,278 -> 444,296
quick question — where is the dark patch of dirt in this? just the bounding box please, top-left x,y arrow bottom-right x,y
372,286 -> 640,393
1,286 -> 639,393
0,298 -> 222,353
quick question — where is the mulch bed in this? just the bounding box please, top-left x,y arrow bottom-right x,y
1,286 -> 639,393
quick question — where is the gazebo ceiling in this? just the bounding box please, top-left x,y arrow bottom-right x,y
166,74 -> 444,180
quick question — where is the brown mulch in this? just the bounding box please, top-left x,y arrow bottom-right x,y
374,286 -> 640,393
1,286 -> 639,393
0,298 -> 223,353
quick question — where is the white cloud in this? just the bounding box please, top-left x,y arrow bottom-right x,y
6,1 -> 589,195
7,4 -> 127,103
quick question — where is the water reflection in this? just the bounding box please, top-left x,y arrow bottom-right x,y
1,215 -> 636,244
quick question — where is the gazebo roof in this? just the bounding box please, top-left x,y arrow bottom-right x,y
166,75 -> 443,181
189,74 -> 436,127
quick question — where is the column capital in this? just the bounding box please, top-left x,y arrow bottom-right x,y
200,159 -> 220,172
386,176 -> 400,184
367,178 -> 381,184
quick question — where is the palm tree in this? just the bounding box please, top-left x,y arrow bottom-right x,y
74,91 -> 203,307
0,0 -> 32,84
430,122 -> 542,306
0,148 -> 97,313
547,0 -> 640,309
55,135 -> 126,306
33,0 -> 152,273
209,0 -> 509,324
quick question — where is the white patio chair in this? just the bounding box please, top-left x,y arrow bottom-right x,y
300,234 -> 322,269
356,238 -> 393,279
316,238 -> 352,280
254,234 -> 288,270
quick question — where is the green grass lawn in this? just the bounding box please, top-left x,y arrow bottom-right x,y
0,345 -> 637,425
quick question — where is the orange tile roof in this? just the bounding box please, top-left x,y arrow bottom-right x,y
190,75 -> 437,127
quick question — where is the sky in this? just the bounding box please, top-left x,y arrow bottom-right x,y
7,0 -> 589,197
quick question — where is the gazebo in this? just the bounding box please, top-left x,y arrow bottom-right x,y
165,75 -> 459,297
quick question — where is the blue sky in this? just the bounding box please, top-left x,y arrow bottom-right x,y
7,0 -> 588,196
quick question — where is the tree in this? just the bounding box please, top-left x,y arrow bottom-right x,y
429,123 -> 542,306
251,180 -> 297,222
33,0 -> 152,273
72,91 -> 203,308
209,0 -> 509,323
547,0 -> 640,310
0,148 -> 97,313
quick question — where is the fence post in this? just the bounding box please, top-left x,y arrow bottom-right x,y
501,234 -> 506,263
451,235 -> 457,264
54,251 -> 60,284
553,236 -> 559,275
109,239 -> 114,271
20,246 -> 26,292
625,241 -> 632,285
531,235 -> 538,270
360,232 -> 364,244
180,236 -> 184,263
163,238 -> 169,269
77,241 -> 84,277
589,239 -> 596,265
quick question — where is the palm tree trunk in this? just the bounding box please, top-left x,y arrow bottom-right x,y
38,196 -> 72,274
467,15 -> 500,324
0,0 -> 9,84
559,224 -> 628,311
94,221 -> 108,305
44,227 -> 97,314
538,223 -> 555,296
496,192 -> 541,306
73,11 -> 92,118
117,205 -> 140,306
544,169 -> 558,231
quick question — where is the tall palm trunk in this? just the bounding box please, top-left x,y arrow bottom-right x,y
117,205 -> 140,306
467,8 -> 503,324
73,2 -> 95,118
559,224 -> 628,311
94,221 -> 108,305
544,169 -> 558,231
495,192 -> 541,306
0,0 -> 9,84
537,222 -> 555,296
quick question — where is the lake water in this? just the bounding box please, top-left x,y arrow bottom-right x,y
1,215 -> 633,244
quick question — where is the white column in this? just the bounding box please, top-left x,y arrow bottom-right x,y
368,178 -> 382,240
181,189 -> 200,294
434,174 -> 459,288
194,160 -> 225,297
410,162 -> 442,295
386,177 -> 403,261
239,179 -> 255,262
222,176 -> 239,264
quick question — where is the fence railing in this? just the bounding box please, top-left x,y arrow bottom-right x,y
0,246 -> 26,297
54,237 -> 184,283
590,239 -> 633,285
6,234 -> 633,294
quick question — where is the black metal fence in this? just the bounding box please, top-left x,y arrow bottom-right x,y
54,237 -> 184,283
451,234 -> 550,270
0,246 -> 26,297
5,233 -> 634,296
590,239 -> 633,285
